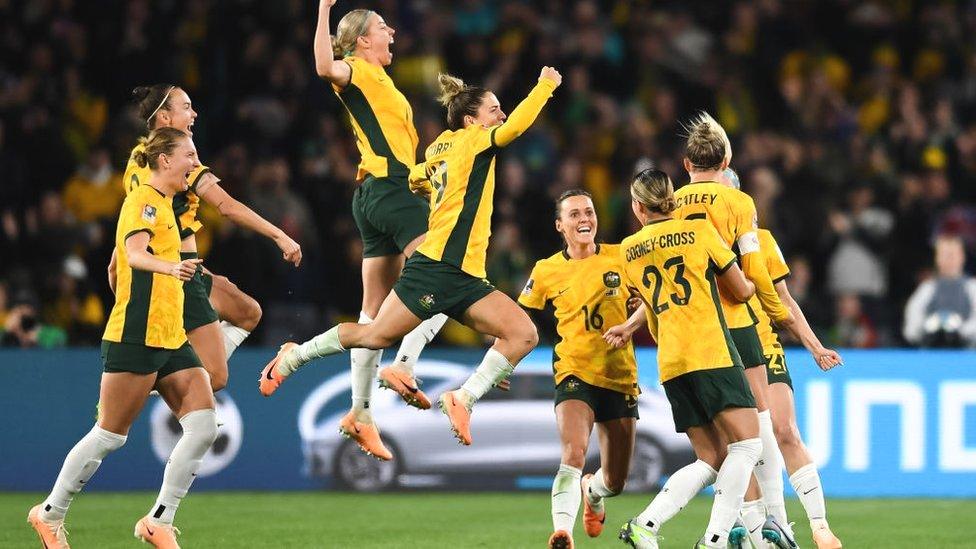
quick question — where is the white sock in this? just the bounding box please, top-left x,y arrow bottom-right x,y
351,312 -> 382,421
551,464 -> 582,532
637,459 -> 717,533
220,320 -> 250,359
149,409 -> 218,524
41,425 -> 127,521
703,438 -> 762,547
278,326 -> 344,375
458,348 -> 513,407
755,410 -> 787,525
790,463 -> 827,523
740,499 -> 766,547
393,313 -> 447,376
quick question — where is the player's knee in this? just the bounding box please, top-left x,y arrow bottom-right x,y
240,297 -> 262,331
209,369 -> 228,392
513,321 -> 538,354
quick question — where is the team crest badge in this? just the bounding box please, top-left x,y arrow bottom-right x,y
419,294 -> 435,310
141,204 -> 157,223
565,378 -> 580,393
522,278 -> 534,295
603,271 -> 621,288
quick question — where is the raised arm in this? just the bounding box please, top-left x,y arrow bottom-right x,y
124,231 -> 200,281
775,279 -> 842,370
492,67 -> 561,148
314,0 -> 352,88
197,181 -> 302,266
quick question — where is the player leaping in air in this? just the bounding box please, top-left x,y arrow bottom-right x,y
261,67 -> 562,449
308,0 -> 454,460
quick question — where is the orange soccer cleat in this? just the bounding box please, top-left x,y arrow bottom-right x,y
580,473 -> 606,537
439,390 -> 472,445
378,366 -> 431,409
259,342 -> 297,397
548,529 -> 575,549
812,522 -> 843,549
27,504 -> 70,548
338,411 -> 393,461
134,516 -> 181,549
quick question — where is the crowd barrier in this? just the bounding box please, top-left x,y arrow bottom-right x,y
2,347 -> 973,496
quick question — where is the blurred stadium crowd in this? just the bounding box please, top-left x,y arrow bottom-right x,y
1,0 -> 975,348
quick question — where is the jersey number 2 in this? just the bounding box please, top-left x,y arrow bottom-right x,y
642,256 -> 692,314
430,161 -> 448,208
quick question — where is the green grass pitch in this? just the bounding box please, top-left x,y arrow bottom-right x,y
3,492 -> 969,547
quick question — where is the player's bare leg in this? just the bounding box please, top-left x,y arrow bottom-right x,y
187,321 -> 228,392
31,372 -> 155,546
440,291 -> 538,444
769,383 -> 841,548
550,400 -> 592,545
583,417 -> 635,538
208,273 -> 261,360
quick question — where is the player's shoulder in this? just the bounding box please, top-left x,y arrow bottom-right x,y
424,129 -> 458,160
533,250 -> 568,272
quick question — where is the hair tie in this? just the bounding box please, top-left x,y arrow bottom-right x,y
146,86 -> 175,128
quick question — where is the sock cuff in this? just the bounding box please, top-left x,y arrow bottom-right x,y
358,311 -> 374,324
485,348 -> 515,373
178,408 -> 217,429
557,463 -> 582,478
93,425 -> 128,446
694,459 -> 719,479
742,499 -> 764,510
757,409 -> 772,424
728,437 -> 763,461
789,463 -> 818,483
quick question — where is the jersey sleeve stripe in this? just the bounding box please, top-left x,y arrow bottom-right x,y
124,228 -> 154,241
772,273 -> 791,285
187,167 -> 211,191
714,257 -> 736,274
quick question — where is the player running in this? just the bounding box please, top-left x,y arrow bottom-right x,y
311,0 -> 452,458
720,169 -> 844,549
262,68 -> 562,449
609,168 -> 762,549
116,83 -> 303,392
519,190 -> 639,549
29,128 -> 216,549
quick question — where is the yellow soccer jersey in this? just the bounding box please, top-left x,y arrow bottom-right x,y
752,229 -> 791,356
519,244 -> 638,396
334,56 -> 419,181
124,142 -> 213,239
620,218 -> 740,383
104,185 -> 186,349
416,77 -> 557,278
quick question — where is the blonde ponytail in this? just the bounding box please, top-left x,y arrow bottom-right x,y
631,169 -> 676,215
133,127 -> 188,170
437,73 -> 467,106
437,73 -> 489,130
683,111 -> 732,171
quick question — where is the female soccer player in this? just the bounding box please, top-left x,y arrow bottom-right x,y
29,128 -> 217,549
606,168 -> 762,549
262,67 -> 562,449
718,169 -> 843,549
116,83 -> 303,393
519,190 -> 638,549
311,0 -> 453,457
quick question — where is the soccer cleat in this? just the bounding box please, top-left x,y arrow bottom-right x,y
762,516 -> 798,548
134,516 -> 181,548
27,504 -> 70,548
338,411 -> 393,461
618,519 -> 659,548
259,342 -> 297,396
811,523 -> 842,549
438,390 -> 472,445
378,366 -> 431,409
548,529 -> 575,549
580,473 -> 606,537
728,520 -> 756,548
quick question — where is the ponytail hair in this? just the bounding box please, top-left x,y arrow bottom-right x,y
437,73 -> 490,130
682,111 -> 731,171
132,127 -> 188,170
332,9 -> 375,58
132,84 -> 179,130
631,168 -> 676,215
